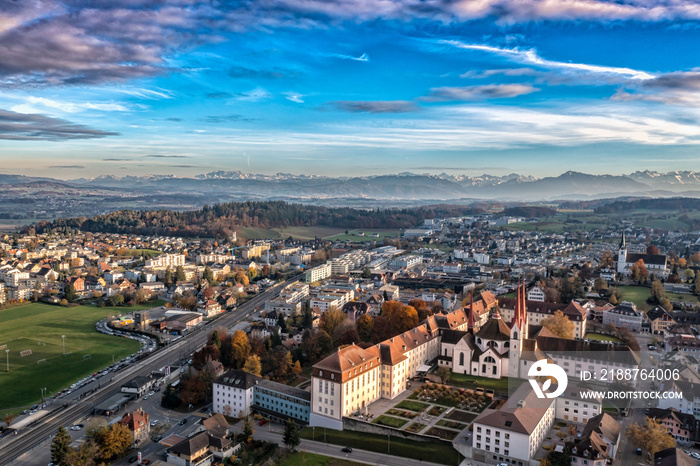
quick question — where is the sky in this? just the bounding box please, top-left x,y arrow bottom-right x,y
1,0 -> 700,179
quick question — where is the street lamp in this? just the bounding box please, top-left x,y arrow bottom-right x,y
62,335 -> 65,356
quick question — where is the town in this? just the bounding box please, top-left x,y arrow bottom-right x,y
0,207 -> 699,466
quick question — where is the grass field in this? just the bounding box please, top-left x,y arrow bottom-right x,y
585,333 -> 622,343
240,226 -> 400,241
279,452 -> 363,466
299,428 -> 460,464
0,303 -> 140,410
394,400 -> 429,412
373,415 -> 408,428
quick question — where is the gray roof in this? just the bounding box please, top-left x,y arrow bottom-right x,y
256,378 -> 311,401
215,369 -> 259,390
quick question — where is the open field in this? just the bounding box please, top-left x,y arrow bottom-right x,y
240,226 -> 400,241
585,333 -> 623,343
0,303 -> 140,410
280,452 -> 363,466
299,428 -> 460,464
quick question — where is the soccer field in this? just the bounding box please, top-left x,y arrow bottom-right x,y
0,303 -> 141,411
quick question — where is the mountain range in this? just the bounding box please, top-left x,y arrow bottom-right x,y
2,170 -> 700,204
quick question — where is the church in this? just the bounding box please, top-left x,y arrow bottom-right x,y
617,231 -> 668,276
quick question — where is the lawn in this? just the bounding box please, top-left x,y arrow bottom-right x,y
585,333 -> 622,343
279,452 -> 363,466
394,400 -> 429,412
299,428 -> 460,464
448,374 -> 519,397
324,229 -> 400,242
0,302 -> 140,411
373,415 -> 408,428
425,427 -> 460,440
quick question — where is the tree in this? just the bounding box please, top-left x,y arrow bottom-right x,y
108,294 -> 124,307
301,302 -> 313,329
695,273 -> 700,295
192,345 -> 220,370
283,418 -> 300,451
627,418 -> 676,457
179,375 -> 208,407
242,416 -> 254,441
650,280 -> 665,304
599,251 -> 614,269
242,354 -> 262,377
234,270 -> 249,286
65,441 -> 99,466
64,284 -> 77,302
646,245 -> 660,255
436,367 -> 451,384
51,426 -> 72,466
333,324 -> 360,347
319,307 -> 346,337
226,330 -> 250,368
175,265 -> 186,282
592,277 -> 608,293
355,314 -> 374,342
541,310 -> 575,339
209,330 -> 222,349
290,360 -> 302,376
558,278 -> 574,303
631,259 -> 648,282
164,268 -> 173,286
203,266 -> 214,283
94,423 -> 132,460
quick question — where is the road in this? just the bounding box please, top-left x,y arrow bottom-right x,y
0,275 -> 300,465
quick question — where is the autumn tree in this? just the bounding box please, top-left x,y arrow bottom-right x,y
630,259 -> 648,282
234,270 -> 249,286
192,345 -> 220,370
319,307 -> 346,337
381,301 -> 419,334
436,367 -> 451,384
650,280 -> 665,304
691,252 -> 700,266
51,427 -> 72,466
355,314 -> 374,342
599,251 -> 614,269
223,330 -> 250,368
333,322 -> 360,347
541,310 -> 574,340
242,354 -> 262,377
65,441 -> 99,466
646,245 -> 660,255
371,315 -> 392,343
627,418 -> 676,457
592,277 -> 608,293
94,423 -> 132,460
179,375 -> 208,407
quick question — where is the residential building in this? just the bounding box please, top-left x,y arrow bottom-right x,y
472,383 -> 555,465
654,448 -> 696,466
602,302 -> 643,332
305,263 -> 332,283
144,253 -> 186,268
213,370 -> 256,418
647,306 -> 676,334
526,285 -> 545,302
389,255 -> 422,270
117,408 -> 150,447
647,407 -> 700,444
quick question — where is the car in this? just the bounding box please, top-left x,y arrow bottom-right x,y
143,395 -> 150,400
341,447 -> 353,453
141,460 -> 150,465
128,456 -> 138,463
150,420 -> 159,427
637,448 -> 643,455
179,418 -> 188,425
691,452 -> 700,459
644,409 -> 649,415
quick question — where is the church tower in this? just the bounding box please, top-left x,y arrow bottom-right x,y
617,231 -> 627,274
508,281 -> 527,377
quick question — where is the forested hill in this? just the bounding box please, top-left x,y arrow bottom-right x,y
28,201 -> 483,239
594,197 -> 700,214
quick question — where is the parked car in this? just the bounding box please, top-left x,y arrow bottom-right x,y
150,420 -> 159,427
637,448 -> 643,455
341,447 -> 352,453
179,418 -> 188,426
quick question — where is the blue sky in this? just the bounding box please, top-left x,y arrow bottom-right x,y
1,0 -> 700,179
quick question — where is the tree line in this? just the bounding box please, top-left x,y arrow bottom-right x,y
27,201 -> 483,239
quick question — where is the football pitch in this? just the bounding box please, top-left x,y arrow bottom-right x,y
0,303 -> 141,411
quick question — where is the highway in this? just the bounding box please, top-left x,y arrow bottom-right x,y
0,275 -> 300,465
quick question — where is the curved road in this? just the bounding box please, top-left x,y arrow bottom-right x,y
0,275 -> 300,465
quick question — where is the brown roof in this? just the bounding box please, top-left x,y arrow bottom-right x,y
475,316 -> 511,341
312,344 -> 380,382
581,413 -> 621,443
474,383 -> 554,435
118,409 -> 149,432
654,448 -> 695,466
202,413 -> 230,438
170,431 -> 210,456
571,431 -> 609,460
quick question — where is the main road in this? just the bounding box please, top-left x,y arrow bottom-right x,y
0,274 -> 301,465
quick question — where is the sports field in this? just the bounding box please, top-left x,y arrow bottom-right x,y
0,303 -> 141,411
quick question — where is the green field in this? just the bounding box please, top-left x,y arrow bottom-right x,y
0,303 -> 141,411
280,452 -> 363,466
299,428 -> 459,464
240,226 -> 400,241
585,333 -> 622,343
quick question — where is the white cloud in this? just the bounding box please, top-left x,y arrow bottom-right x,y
441,40 -> 655,80
10,96 -> 129,114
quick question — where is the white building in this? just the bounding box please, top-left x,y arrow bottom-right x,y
472,383 -> 555,466
527,286 -> 545,302
305,263 -> 332,283
389,255 -> 422,270
213,370 -> 256,418
144,253 -> 186,268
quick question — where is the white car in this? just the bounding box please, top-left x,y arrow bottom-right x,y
150,420 -> 159,427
